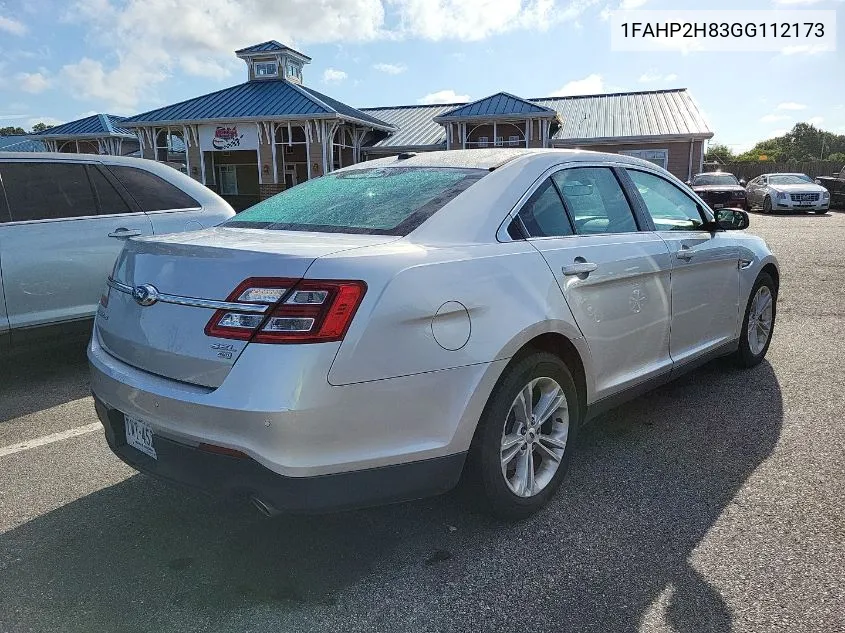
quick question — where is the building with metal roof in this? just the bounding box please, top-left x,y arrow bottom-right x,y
359,89 -> 712,181
31,113 -> 139,155
48,41 -> 710,210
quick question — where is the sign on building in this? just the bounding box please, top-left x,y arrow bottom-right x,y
199,124 -> 259,152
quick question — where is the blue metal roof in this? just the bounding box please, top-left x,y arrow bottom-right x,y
296,85 -> 396,129
0,136 -> 45,152
32,113 -> 135,138
235,40 -> 311,60
123,80 -> 394,130
435,92 -> 556,120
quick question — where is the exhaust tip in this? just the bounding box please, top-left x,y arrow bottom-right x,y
250,496 -> 278,517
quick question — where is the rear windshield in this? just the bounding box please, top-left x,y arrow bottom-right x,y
224,167 -> 486,235
692,174 -> 739,186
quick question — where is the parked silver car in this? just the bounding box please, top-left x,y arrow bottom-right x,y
745,172 -> 830,214
89,149 -> 779,518
0,153 -> 234,353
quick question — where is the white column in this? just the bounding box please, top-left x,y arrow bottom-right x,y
256,123 -> 264,185
305,122 -> 312,180
182,126 -> 191,176
270,123 -> 278,185
493,121 -> 497,147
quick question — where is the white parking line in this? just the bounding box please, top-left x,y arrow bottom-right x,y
0,423 -> 102,458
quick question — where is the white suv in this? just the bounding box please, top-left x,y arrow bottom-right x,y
0,153 -> 234,354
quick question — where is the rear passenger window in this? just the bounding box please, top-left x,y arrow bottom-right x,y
516,179 -> 573,238
88,166 -> 131,215
552,167 -> 638,235
0,162 -> 97,221
107,165 -> 199,212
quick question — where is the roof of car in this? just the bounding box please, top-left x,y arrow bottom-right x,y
0,152 -> 157,165
339,148 -> 652,172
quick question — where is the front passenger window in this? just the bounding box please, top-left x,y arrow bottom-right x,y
627,169 -> 706,231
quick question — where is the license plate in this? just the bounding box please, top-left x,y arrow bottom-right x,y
125,415 -> 157,459
797,202 -> 812,207
713,203 -> 725,209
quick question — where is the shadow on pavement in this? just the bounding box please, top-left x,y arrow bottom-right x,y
0,358 -> 782,633
0,344 -> 90,423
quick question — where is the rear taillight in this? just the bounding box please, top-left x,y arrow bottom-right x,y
204,278 -> 367,344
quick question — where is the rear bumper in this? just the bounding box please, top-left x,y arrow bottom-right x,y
94,396 -> 466,513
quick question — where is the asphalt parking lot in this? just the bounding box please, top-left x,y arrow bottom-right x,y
1,210 -> 843,633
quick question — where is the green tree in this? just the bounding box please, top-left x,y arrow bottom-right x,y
30,122 -> 54,133
704,142 -> 735,164
736,123 -> 845,162
0,126 -> 27,136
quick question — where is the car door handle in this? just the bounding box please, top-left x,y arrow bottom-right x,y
676,249 -> 694,261
108,228 -> 142,239
562,262 -> 598,276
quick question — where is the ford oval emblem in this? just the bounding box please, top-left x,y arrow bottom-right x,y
132,284 -> 159,307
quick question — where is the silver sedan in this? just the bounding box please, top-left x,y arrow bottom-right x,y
746,172 -> 831,214
88,149 -> 779,518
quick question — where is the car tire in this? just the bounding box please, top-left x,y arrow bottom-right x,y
734,272 -> 777,368
762,196 -> 772,214
464,351 -> 580,520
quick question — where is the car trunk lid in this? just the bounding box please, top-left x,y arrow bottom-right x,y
96,227 -> 396,388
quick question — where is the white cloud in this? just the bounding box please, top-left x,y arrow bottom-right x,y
777,102 -> 807,111
322,67 -> 348,82
0,14 -> 26,35
389,0 -> 597,41
373,62 -> 407,74
638,70 -> 677,83
27,116 -> 65,128
61,57 -> 166,112
0,113 -> 31,122
620,0 -> 647,7
550,73 -> 604,96
768,128 -> 788,137
760,113 -> 789,123
418,89 -> 469,104
57,0 -> 600,110
16,71 -> 50,94
780,43 -> 833,55
806,116 -> 824,126
772,0 -> 830,4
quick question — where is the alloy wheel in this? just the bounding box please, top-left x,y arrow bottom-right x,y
500,377 -> 569,498
747,285 -> 774,356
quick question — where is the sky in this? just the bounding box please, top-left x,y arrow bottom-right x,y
0,0 -> 842,153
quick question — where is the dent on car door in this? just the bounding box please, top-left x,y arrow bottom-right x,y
624,168 -> 740,366
0,161 -> 153,332
515,166 -> 673,400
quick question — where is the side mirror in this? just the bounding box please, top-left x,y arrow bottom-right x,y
739,179 -> 747,187
714,207 -> 749,231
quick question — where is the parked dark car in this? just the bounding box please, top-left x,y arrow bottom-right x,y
815,165 -> 845,208
686,172 -> 749,211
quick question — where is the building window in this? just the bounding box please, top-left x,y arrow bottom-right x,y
286,62 -> 302,79
495,136 -> 504,147
218,165 -> 238,195
254,62 -> 278,78
477,136 -> 489,148
619,149 -> 669,170
508,135 -> 520,146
